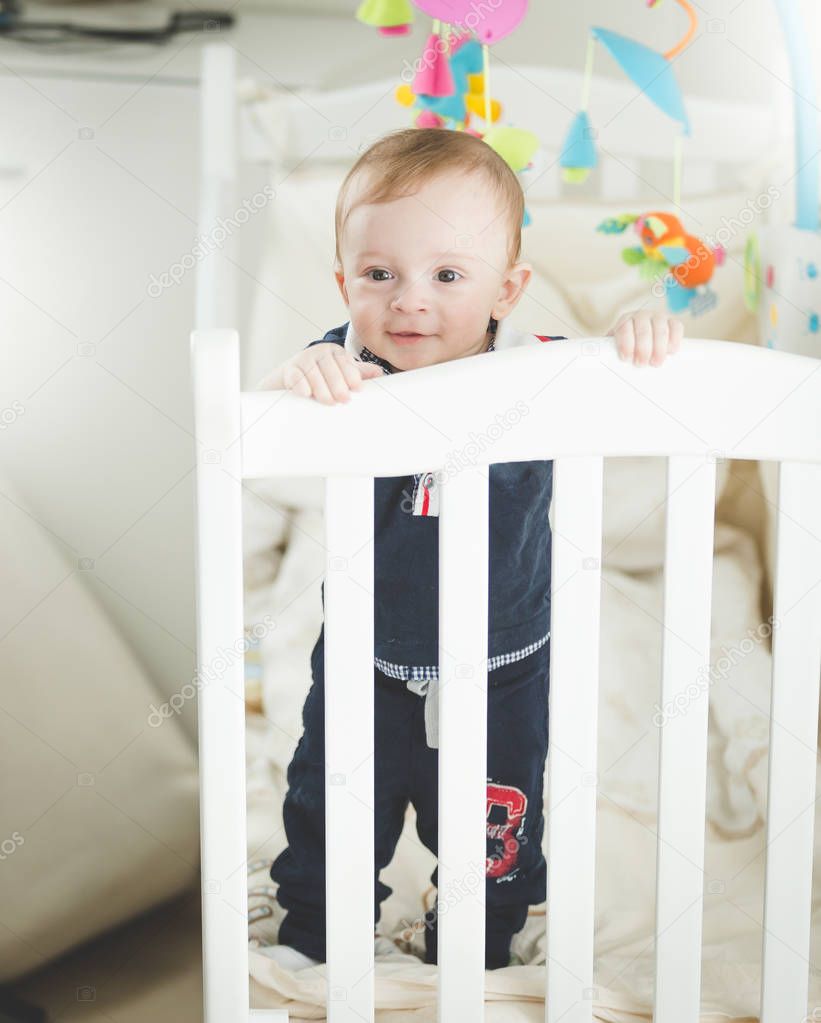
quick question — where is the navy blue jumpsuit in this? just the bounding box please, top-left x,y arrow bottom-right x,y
269,322 -> 565,969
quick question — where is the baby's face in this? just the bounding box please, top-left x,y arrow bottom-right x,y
335,169 -> 530,372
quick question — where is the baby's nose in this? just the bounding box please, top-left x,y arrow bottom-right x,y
390,280 -> 430,311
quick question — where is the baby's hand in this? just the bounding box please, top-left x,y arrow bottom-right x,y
606,309 -> 684,367
256,343 -> 385,405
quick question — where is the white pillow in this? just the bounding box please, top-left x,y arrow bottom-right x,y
0,469 -> 200,981
244,167 -> 346,394
521,179 -> 769,341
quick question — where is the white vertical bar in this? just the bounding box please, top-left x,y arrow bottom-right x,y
438,464 -> 489,1022
197,44 -> 238,332
190,328 -> 249,1023
545,456 -> 603,1023
654,455 -> 717,1021
325,476 -> 375,1023
760,461 -> 821,1021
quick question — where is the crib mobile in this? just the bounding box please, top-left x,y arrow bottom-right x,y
355,0 -> 821,348
355,0 -> 540,225
563,0 -> 729,317
354,0 -> 727,317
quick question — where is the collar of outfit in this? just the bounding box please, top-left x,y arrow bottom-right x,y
335,316 -> 558,750
341,314 -> 557,368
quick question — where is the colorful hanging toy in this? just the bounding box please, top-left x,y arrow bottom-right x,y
562,0 -> 724,316
598,211 -> 725,315
355,0 -> 539,228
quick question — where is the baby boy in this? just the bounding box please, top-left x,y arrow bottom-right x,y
256,126 -> 683,972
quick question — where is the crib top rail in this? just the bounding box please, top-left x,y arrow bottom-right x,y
191,322 -> 821,1023
215,334 -> 821,478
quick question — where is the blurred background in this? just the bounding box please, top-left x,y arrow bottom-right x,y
1,0 -> 819,1019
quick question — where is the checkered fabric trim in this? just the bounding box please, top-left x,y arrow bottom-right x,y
375,630 -> 550,683
359,321 -> 496,375
358,346 -> 398,373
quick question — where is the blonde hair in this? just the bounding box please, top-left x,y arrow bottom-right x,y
334,127 -> 524,271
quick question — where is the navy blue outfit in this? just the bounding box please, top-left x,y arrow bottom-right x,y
270,321 -> 566,969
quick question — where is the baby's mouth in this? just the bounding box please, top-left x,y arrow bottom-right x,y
388,331 -> 430,345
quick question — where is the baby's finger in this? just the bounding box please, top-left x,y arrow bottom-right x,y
283,365 -> 313,399
633,313 -> 653,365
335,353 -> 379,392
649,316 -> 669,365
607,310 -> 630,338
313,350 -> 354,404
332,354 -> 364,392
306,362 -> 341,405
668,318 -> 684,352
615,318 -> 635,361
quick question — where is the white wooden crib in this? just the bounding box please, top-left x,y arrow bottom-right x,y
191,43 -> 821,1023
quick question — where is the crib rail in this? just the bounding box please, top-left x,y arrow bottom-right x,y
190,327 -> 821,1023
239,337 -> 820,474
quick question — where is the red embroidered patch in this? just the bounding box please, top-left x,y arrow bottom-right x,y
486,781 -> 528,879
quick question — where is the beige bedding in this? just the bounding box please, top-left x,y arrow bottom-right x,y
242,486 -> 821,1020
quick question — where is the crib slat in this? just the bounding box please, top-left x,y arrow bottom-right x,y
760,461 -> 821,1021
197,44 -> 237,332
191,328 -> 252,1022
438,464 -> 489,1021
545,456 -> 603,1023
324,477 -> 375,1023
654,455 -> 717,1021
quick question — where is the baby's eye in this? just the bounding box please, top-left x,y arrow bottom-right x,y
366,268 -> 393,281
436,269 -> 462,283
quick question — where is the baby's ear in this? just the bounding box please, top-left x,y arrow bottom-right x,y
492,260 -> 532,319
334,269 -> 349,305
